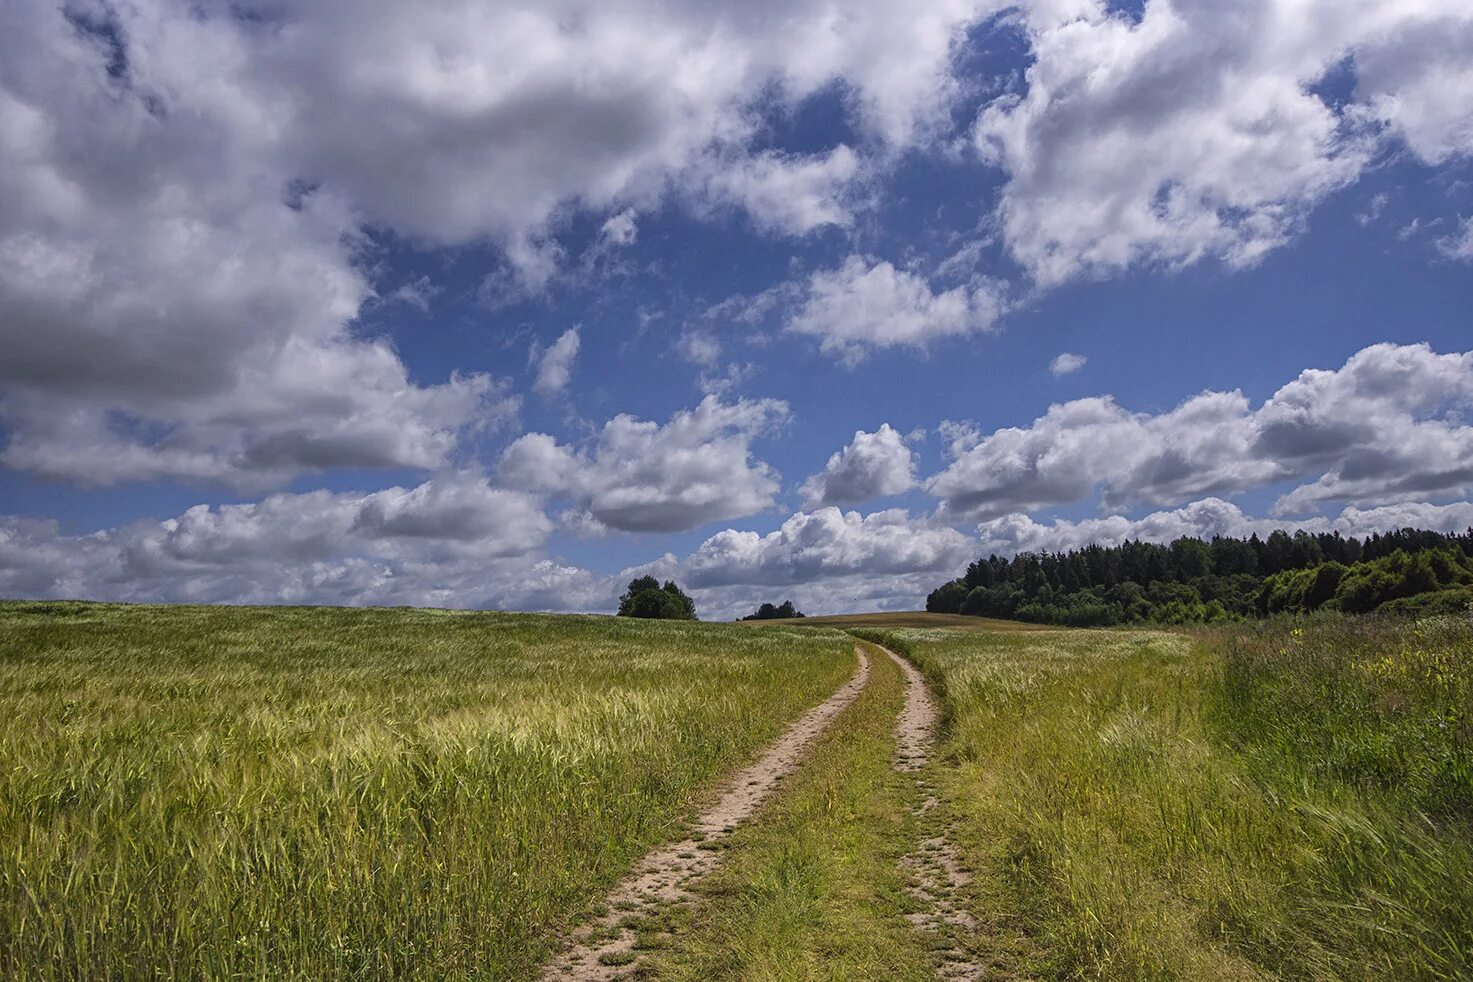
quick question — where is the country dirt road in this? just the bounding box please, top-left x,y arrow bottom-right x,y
537,645 -> 873,980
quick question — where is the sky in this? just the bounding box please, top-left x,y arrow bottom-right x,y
2,0 -> 1472,620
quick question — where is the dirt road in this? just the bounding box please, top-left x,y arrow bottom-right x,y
537,645 -> 873,980
879,643 -> 985,982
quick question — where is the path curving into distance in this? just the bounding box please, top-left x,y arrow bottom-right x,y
878,642 -> 986,982
537,646 -> 872,980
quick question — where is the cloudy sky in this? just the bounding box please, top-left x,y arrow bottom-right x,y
2,0 -> 1472,619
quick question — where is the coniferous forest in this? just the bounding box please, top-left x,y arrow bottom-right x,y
927,527 -> 1473,626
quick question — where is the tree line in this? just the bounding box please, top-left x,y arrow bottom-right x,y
926,527 -> 1473,626
739,600 -> 805,621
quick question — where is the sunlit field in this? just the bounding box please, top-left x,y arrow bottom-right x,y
0,601 -> 852,979
869,617 -> 1473,980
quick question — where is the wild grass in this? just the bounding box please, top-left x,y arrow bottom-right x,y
0,600 -> 852,980
650,642 -> 937,981
881,618 -> 1473,980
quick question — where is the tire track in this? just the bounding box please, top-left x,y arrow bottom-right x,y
537,646 -> 872,980
878,643 -> 985,982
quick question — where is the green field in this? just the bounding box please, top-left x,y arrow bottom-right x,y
866,618 -> 1473,979
3,600 -> 1469,979
0,601 -> 851,979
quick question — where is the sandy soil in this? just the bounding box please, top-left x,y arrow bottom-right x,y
879,643 -> 987,982
537,645 -> 872,980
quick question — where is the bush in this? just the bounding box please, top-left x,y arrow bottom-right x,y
617,577 -> 697,620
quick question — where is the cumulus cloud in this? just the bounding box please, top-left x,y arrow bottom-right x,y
618,506 -> 974,618
683,506 -> 972,589
0,477 -> 595,609
975,1 -> 1473,288
498,395 -> 789,532
533,328 -> 582,396
1,0 -> 1001,489
800,424 -> 916,508
975,497 -> 1473,558
0,3 -> 520,488
929,342 -> 1473,520
787,256 -> 1006,364
1049,352 -> 1087,376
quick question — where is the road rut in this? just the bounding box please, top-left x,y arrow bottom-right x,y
879,643 -> 985,982
537,645 -> 872,980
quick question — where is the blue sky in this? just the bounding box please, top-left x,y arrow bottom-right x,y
2,0 -> 1471,618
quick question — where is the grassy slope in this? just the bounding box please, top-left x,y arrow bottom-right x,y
649,642 -> 937,981
0,601 -> 852,980
880,621 -> 1472,980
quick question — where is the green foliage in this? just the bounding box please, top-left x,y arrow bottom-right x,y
0,601 -> 850,978
928,526 -> 1473,626
1259,546 -> 1473,616
739,599 -> 805,621
617,576 -> 698,620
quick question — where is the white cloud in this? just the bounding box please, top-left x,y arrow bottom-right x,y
0,3 -> 519,488
975,0 -> 1473,288
693,146 -> 862,235
498,395 -> 789,532
533,328 -> 582,396
975,497 -> 1473,558
686,507 -> 970,587
599,209 -> 639,247
677,329 -> 722,368
787,256 -> 1006,364
1,0 -> 1004,489
1049,352 -> 1087,376
0,477 -> 591,609
1437,217 -> 1473,262
800,424 -> 916,508
929,342 -> 1473,520
620,505 -> 973,618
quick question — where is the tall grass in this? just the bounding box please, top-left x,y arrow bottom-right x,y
0,601 -> 852,979
885,619 -> 1473,980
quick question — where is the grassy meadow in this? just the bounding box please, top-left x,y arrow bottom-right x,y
868,617 -> 1473,980
0,601 -> 853,979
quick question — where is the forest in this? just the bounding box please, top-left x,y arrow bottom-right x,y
926,527 -> 1473,626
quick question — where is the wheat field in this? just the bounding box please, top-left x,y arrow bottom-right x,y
0,601 -> 852,979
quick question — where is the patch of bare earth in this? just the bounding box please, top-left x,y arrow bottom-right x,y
537,646 -> 872,980
880,643 -> 989,982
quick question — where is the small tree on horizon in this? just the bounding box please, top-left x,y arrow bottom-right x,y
617,576 -> 698,620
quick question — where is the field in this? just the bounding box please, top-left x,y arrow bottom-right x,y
869,617 -> 1473,979
739,611 -> 1046,632
3,599 -> 1469,979
0,601 -> 852,979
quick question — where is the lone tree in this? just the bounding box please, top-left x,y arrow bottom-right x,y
617,576 -> 698,620
740,599 -> 804,621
